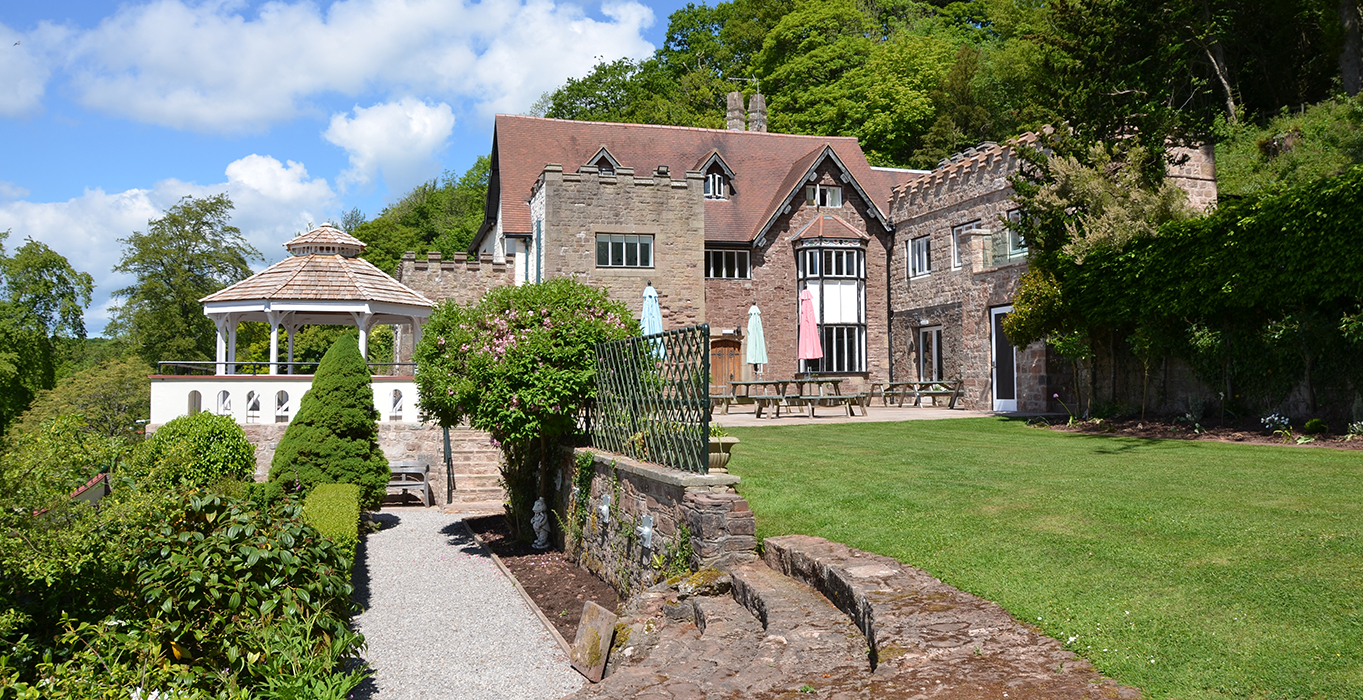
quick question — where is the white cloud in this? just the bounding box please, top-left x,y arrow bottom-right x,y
0,155 -> 337,334
48,0 -> 655,133
325,99 -> 455,193
0,182 -> 31,200
0,21 -> 66,117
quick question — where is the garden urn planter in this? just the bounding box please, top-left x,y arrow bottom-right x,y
708,436 -> 740,471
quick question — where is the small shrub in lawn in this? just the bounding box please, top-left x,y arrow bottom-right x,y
1303,418 -> 1328,434
128,411 -> 255,488
303,483 -> 362,567
270,335 -> 389,509
1261,412 -> 1290,432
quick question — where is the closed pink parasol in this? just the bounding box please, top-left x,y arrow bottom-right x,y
797,288 -> 823,361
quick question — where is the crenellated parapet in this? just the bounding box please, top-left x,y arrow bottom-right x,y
888,134 -> 1037,224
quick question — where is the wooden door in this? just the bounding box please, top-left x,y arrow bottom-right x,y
710,339 -> 742,391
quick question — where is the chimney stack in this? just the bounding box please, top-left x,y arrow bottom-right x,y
747,92 -> 767,132
726,92 -> 745,131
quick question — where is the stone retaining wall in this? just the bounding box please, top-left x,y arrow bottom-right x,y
147,421 -> 504,507
563,449 -> 758,595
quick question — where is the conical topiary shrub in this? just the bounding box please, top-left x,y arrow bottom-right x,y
269,335 -> 389,509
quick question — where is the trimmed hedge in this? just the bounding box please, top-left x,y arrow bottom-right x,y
129,411 -> 255,488
302,483 -> 361,568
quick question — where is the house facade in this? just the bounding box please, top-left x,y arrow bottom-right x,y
398,94 -> 920,388
887,140 -> 1219,411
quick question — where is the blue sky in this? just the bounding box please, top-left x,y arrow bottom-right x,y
0,0 -> 693,335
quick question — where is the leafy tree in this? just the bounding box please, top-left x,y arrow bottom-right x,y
0,231 -> 95,434
269,336 -> 389,509
339,206 -> 366,234
14,356 -> 151,441
108,194 -> 260,367
415,279 -> 634,537
1216,95 -> 1363,196
352,156 -> 490,273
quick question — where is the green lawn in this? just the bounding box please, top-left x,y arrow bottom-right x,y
725,418 -> 1363,699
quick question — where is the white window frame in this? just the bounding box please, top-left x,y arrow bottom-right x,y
705,249 -> 750,279
797,243 -> 866,374
1006,209 -> 1027,256
909,236 -> 931,278
951,221 -> 978,269
595,234 -> 654,268
804,184 -> 842,208
918,326 -> 943,381
704,172 -> 727,200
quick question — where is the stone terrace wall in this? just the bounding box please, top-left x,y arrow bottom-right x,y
225,422 -> 501,507
562,449 -> 758,596
393,252 -> 516,361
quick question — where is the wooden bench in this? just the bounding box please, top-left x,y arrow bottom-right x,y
752,394 -> 790,419
387,460 -> 433,507
909,381 -> 964,408
709,392 -> 735,414
793,393 -> 868,417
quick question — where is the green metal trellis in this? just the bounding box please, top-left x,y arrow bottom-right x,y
591,324 -> 711,473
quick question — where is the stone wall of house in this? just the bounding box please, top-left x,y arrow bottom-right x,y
1168,143 -> 1218,211
538,164 -> 707,329
703,158 -> 894,388
887,142 -> 1054,412
392,252 -> 516,361
561,449 -> 757,596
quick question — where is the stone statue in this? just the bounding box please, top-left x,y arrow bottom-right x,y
531,497 -> 551,550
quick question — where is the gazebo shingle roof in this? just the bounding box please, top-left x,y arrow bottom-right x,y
201,228 -> 433,308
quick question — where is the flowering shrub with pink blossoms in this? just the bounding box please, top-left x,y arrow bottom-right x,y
414,278 -> 635,537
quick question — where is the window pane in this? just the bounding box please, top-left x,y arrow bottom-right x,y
828,187 -> 842,207
625,236 -> 638,266
809,250 -> 819,276
805,185 -> 816,204
738,251 -> 748,279
611,237 -> 624,266
640,238 -> 652,266
597,237 -> 609,266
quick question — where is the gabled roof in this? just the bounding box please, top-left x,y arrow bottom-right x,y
793,214 -> 870,241
479,115 -> 919,249
200,254 -> 433,307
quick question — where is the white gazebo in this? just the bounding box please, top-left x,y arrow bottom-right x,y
149,225 -> 436,426
199,225 -> 434,375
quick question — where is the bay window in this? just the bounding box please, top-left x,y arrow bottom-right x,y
796,243 -> 866,373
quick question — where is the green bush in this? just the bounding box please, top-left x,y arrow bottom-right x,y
1303,418 -> 1329,434
269,336 -> 389,509
244,479 -> 284,509
303,483 -> 361,567
128,411 -> 255,488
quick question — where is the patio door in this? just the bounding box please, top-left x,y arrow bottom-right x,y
710,338 -> 741,390
991,306 -> 1017,412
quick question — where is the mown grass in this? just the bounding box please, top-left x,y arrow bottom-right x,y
725,417 -> 1363,699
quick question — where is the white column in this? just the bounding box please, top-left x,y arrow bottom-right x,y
266,311 -> 281,375
410,316 -> 424,371
227,315 -> 238,375
355,312 -> 374,360
213,315 -> 229,375
286,325 -> 296,374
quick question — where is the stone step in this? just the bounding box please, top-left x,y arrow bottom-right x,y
447,486 -> 504,504
451,473 -> 501,489
762,535 -> 1140,698
442,500 -> 504,515
726,561 -> 868,673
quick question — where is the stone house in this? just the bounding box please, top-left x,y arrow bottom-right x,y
887,139 -> 1218,412
398,94 -> 920,387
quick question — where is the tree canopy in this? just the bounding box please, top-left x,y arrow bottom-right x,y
0,231 -> 94,434
349,156 -> 490,274
108,194 -> 260,368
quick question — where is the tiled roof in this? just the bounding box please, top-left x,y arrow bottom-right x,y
486,115 -> 919,245
284,225 -> 367,252
200,254 -> 434,307
793,214 -> 870,241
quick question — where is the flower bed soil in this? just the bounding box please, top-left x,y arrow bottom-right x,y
466,514 -> 620,641
1044,415 -> 1363,449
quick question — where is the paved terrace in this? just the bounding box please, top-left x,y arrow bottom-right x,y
710,402 -> 993,428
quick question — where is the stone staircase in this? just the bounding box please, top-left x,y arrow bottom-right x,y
441,428 -> 505,514
567,536 -> 1140,699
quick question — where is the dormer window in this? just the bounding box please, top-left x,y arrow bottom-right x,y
705,172 -> 727,200
596,159 -> 615,176
587,146 -> 620,177
805,184 -> 842,208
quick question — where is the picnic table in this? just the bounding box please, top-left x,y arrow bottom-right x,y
387,460 -> 434,506
726,378 -> 868,418
869,380 -> 965,408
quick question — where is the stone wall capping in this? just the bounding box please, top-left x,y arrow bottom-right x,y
684,170 -> 704,179
427,251 -> 442,261
615,167 -> 634,177
576,448 -> 741,488
563,173 -> 581,182
401,251 -> 416,260
543,163 -> 563,173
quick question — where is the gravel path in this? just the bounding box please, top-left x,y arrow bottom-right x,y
352,509 -> 583,700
